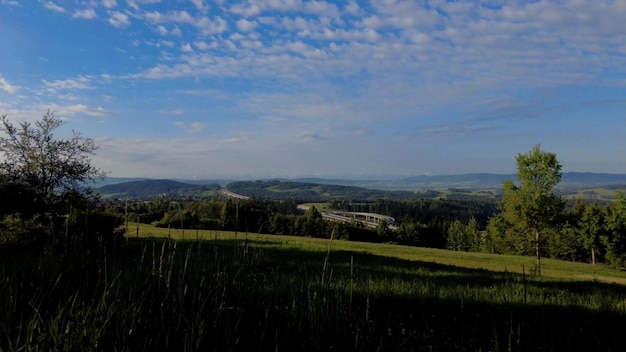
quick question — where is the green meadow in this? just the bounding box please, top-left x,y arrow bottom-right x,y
3,223 -> 626,351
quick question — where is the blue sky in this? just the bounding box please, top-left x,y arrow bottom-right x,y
1,0 -> 625,179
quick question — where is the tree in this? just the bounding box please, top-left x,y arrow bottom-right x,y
603,192 -> 626,267
295,206 -> 328,237
466,217 -> 481,252
499,145 -> 565,275
579,202 -> 606,265
375,219 -> 391,241
0,111 -> 105,213
446,217 -> 481,252
446,219 -> 465,251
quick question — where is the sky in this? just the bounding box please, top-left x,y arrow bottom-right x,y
1,0 -> 625,180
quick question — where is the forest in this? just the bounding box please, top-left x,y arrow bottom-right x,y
106,187 -> 626,269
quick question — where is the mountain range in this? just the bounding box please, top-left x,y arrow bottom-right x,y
94,172 -> 626,199
291,172 -> 626,190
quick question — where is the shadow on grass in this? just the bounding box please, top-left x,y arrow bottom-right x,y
201,238 -> 626,351
3,237 -> 626,352
196,237 -> 626,295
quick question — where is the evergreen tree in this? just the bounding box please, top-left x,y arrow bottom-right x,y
579,202 -> 606,265
603,192 -> 626,267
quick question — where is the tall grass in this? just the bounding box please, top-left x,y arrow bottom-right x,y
2,229 -> 626,351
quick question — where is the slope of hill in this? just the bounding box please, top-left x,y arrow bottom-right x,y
93,172 -> 626,200
96,179 -> 221,199
295,172 -> 626,190
225,180 -> 431,200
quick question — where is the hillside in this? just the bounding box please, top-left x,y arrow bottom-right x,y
94,172 -> 626,201
295,172 -> 626,190
96,179 -> 221,199
224,180 -> 425,201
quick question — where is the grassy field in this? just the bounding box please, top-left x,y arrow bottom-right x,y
562,187 -> 622,202
132,222 -> 626,285
3,223 -> 626,351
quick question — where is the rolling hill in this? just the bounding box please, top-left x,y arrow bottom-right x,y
93,172 -> 626,200
96,179 -> 221,199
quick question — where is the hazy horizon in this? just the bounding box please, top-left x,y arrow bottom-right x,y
99,170 -> 626,182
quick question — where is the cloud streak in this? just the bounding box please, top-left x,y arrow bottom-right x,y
0,75 -> 19,94
73,8 -> 97,19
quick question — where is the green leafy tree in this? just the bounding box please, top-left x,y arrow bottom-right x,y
498,145 -> 565,275
295,206 -> 328,237
547,199 -> 586,262
579,203 -> 607,264
603,192 -> 626,267
466,217 -> 481,251
446,219 -> 465,251
446,217 -> 481,252
375,219 -> 391,241
0,111 -> 105,214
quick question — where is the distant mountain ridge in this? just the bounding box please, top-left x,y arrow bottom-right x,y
94,172 -> 626,199
292,172 -> 626,190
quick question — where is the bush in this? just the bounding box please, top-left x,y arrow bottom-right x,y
76,211 -> 125,247
0,213 -> 46,245
48,210 -> 125,249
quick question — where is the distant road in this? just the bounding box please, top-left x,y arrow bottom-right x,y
220,189 -> 250,200
298,205 -> 396,229
226,193 -> 396,229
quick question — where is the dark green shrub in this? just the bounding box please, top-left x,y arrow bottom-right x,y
0,213 -> 46,245
54,210 -> 125,248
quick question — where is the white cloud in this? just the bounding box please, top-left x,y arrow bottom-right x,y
190,0 -> 208,13
102,0 -> 117,9
43,1 -> 65,13
229,3 -> 261,17
73,8 -> 97,19
194,40 -> 218,50
94,137 -> 218,178
169,10 -> 195,23
156,25 -> 168,35
171,26 -> 183,36
236,18 -> 258,32
278,16 -> 324,32
108,11 -> 130,27
175,121 -> 206,133
159,109 -> 185,115
261,0 -> 302,12
144,10 -> 164,23
127,0 -> 160,9
42,76 -> 92,92
143,10 -> 227,35
196,17 -> 228,35
0,75 -> 19,94
344,0 -> 361,16
229,0 -> 338,17
160,40 -> 175,47
303,1 -> 339,17
126,0 -> 138,10
53,104 -> 108,117
181,43 -> 193,52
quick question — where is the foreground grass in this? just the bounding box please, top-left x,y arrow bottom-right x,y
2,225 -> 626,351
